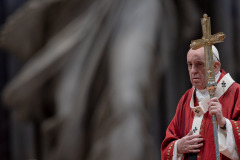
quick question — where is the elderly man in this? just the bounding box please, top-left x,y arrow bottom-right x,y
161,46 -> 240,160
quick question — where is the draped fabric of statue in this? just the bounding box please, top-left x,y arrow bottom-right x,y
1,0 -> 160,159
1,0 -> 240,160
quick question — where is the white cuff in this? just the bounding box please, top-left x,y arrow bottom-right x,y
172,140 -> 183,160
218,118 -> 239,160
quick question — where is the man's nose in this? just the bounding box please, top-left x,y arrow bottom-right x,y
191,65 -> 198,73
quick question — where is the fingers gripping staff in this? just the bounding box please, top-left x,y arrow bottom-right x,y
190,14 -> 226,160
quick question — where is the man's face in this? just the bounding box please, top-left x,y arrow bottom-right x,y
187,47 -> 206,90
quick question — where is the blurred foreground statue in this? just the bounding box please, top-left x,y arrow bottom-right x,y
0,0 -> 208,159
2,0 -> 240,159
0,0 -> 161,159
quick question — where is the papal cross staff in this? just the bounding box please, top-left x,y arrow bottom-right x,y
190,14 -> 226,160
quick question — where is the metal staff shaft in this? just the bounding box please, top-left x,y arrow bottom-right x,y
205,45 -> 220,160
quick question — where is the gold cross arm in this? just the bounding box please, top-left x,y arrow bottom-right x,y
190,32 -> 226,50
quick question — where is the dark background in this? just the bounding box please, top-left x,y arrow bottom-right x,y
0,0 -> 240,159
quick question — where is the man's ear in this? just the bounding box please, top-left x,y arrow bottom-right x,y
214,61 -> 221,74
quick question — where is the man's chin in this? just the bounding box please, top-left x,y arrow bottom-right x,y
192,82 -> 201,88
192,84 -> 206,90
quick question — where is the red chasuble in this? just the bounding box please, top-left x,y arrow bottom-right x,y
161,70 -> 240,160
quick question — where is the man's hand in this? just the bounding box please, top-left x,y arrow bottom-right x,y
208,97 -> 226,127
177,130 -> 204,154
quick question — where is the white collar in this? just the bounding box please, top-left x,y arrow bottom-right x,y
196,71 -> 221,102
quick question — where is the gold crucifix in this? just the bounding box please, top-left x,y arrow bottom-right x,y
190,13 -> 226,160
190,13 -> 225,97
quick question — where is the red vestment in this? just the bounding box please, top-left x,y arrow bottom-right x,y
161,70 -> 240,160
